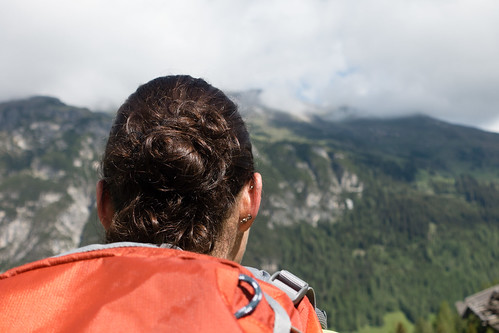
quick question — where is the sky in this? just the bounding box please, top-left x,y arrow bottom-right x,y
1,0 -> 499,132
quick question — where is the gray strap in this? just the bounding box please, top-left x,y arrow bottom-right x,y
54,242 -> 182,257
315,307 -> 328,329
247,267 -> 328,329
245,266 -> 272,281
264,292 -> 298,333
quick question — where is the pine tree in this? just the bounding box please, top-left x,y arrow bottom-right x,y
414,317 -> 434,333
435,301 -> 456,333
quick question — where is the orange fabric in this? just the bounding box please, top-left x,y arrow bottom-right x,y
297,297 -> 324,332
0,247 -> 322,332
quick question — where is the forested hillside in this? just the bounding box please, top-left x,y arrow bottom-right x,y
1,96 -> 498,332
243,110 -> 499,332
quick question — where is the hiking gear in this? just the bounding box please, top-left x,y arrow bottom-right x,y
234,274 -> 263,319
271,270 -> 316,306
247,267 -> 328,330
0,244 -> 323,332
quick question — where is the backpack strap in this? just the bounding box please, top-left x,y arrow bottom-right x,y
263,292 -> 295,333
247,267 -> 328,330
235,273 -> 297,333
270,270 -> 328,330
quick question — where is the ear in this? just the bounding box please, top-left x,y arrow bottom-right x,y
96,179 -> 115,230
238,172 -> 262,232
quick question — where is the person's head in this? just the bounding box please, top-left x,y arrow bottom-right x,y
96,75 -> 262,263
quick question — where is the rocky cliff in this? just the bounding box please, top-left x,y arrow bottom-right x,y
0,95 -> 362,270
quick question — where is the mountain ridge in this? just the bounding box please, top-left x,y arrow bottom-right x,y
1,96 -> 498,331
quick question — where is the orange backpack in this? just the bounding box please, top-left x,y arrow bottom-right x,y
0,244 -> 324,332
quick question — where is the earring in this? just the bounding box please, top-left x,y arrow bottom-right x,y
240,214 -> 252,224
250,184 -> 254,189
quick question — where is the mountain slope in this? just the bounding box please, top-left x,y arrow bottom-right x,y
242,109 -> 499,331
1,96 -> 499,331
0,96 -> 111,268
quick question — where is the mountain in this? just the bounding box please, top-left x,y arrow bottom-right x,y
243,108 -> 499,331
0,96 -> 111,268
1,95 -> 499,331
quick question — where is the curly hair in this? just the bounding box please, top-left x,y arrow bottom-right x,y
101,75 -> 254,254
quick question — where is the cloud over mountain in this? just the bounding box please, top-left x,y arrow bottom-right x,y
1,0 -> 499,131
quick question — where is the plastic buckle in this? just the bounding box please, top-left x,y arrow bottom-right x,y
270,270 -> 311,305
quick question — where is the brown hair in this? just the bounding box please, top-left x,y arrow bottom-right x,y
101,75 -> 254,254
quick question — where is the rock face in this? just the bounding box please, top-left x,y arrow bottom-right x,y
0,97 -> 112,270
257,144 -> 363,227
0,95 -> 363,271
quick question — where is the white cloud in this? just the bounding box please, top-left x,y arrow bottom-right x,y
1,0 -> 498,131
